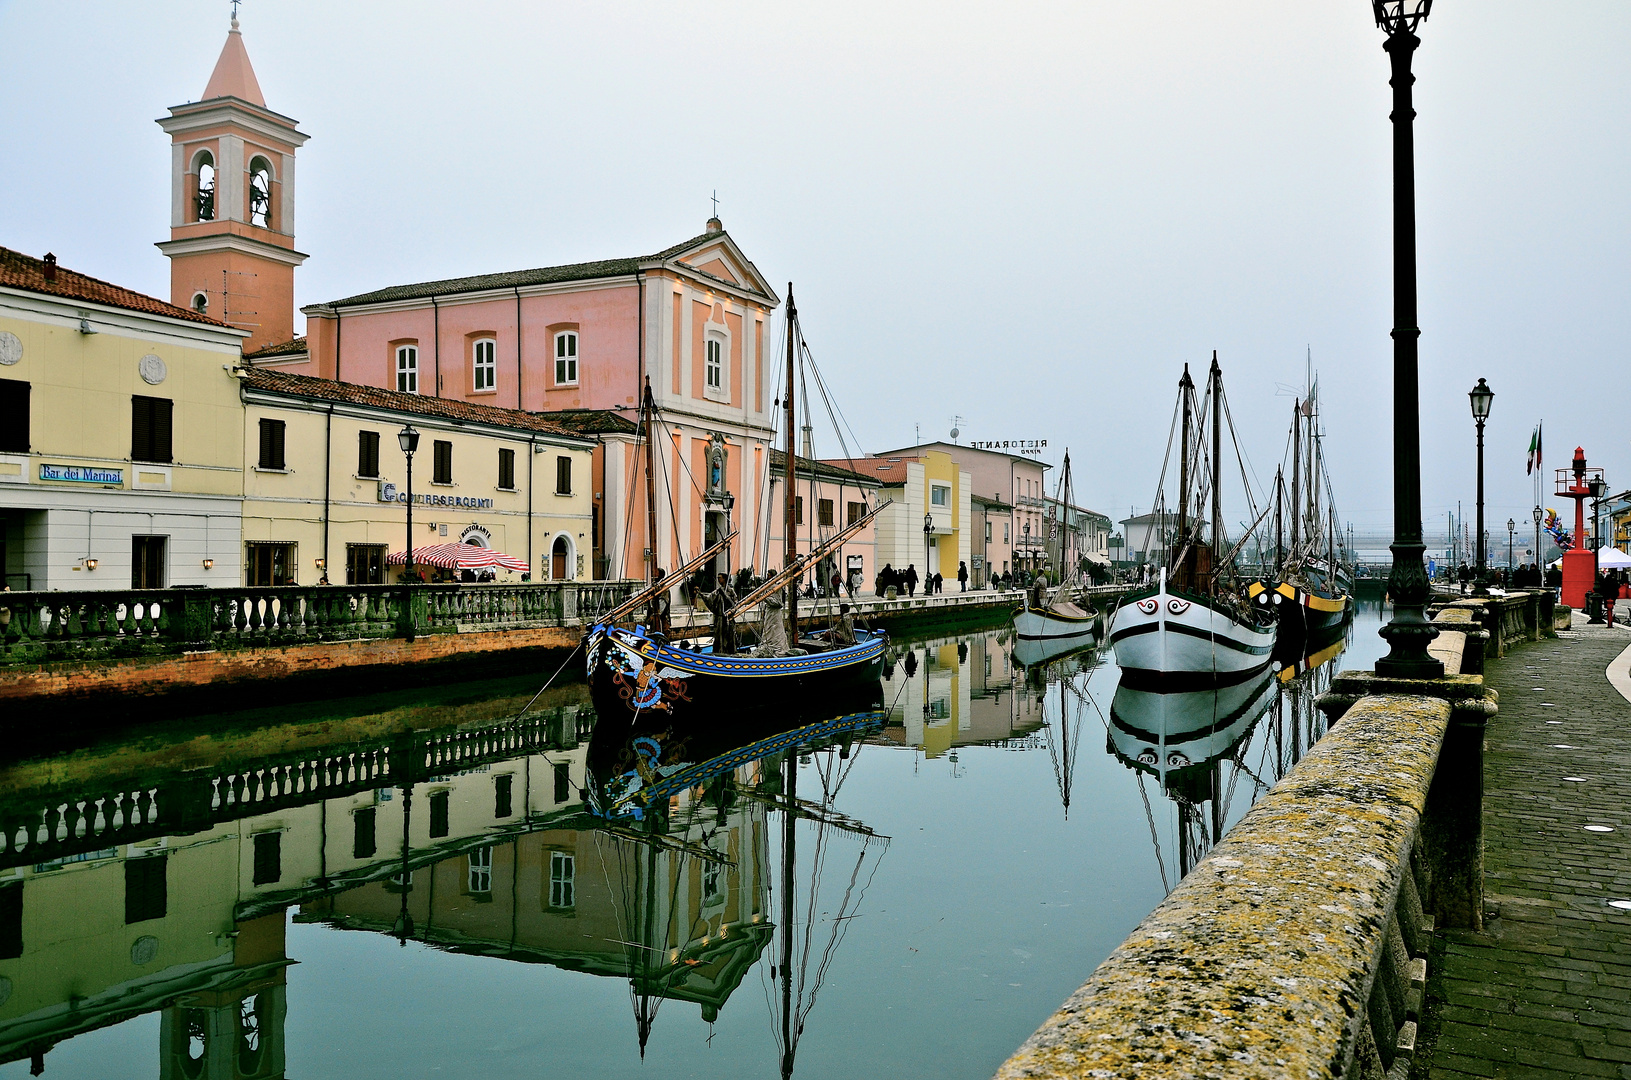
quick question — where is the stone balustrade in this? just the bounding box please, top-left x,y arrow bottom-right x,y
0,581 -> 636,668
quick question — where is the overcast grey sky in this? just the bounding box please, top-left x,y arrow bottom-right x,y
3,1 -> 1627,541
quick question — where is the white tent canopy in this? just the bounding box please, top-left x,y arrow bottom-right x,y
1549,547 -> 1631,570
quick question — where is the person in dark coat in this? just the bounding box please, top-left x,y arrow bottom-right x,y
646,568 -> 672,638
957,561 -> 968,591
932,572 -> 944,594
903,564 -> 919,597
699,573 -> 737,654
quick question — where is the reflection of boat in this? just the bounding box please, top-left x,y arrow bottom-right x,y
1014,450 -> 1101,648
588,288 -> 887,723
1108,666 -> 1277,790
1011,635 -> 1099,673
1108,357 -> 1277,687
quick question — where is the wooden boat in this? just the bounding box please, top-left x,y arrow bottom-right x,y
1107,355 -> 1277,690
1013,450 -> 1102,648
588,286 -> 888,723
1249,361 -> 1352,664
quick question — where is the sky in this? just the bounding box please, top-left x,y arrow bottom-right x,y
2,1 -> 1627,546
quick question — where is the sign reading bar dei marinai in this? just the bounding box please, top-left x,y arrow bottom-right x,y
968,439 -> 1048,457
40,464 -> 123,484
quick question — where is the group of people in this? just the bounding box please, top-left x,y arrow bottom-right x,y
641,567 -> 866,657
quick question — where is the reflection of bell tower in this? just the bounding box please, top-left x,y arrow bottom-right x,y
156,16 -> 308,352
158,912 -> 289,1080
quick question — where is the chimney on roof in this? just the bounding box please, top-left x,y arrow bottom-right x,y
42,253 -> 57,282
706,217 -> 723,233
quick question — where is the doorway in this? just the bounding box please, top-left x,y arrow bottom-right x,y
551,536 -> 569,580
704,510 -> 728,581
132,535 -> 166,589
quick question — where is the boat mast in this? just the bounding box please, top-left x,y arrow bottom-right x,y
1274,467 -> 1284,575
779,749 -> 796,1080
1176,365 -> 1193,546
784,286 -> 799,634
643,377 -> 660,585
1289,399 -> 1302,561
1308,396 -> 1320,556
1209,352 -> 1223,587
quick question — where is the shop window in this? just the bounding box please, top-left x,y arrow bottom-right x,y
125,854 -> 167,923
555,456 -> 572,495
473,338 -> 497,392
553,761 -> 571,803
498,447 -> 515,490
246,542 -> 295,586
0,379 -> 29,454
429,790 -> 450,838
353,806 -> 377,859
358,430 -> 380,477
433,440 -> 452,484
396,346 -> 418,394
494,774 -> 513,818
132,535 -> 167,589
548,851 -> 575,910
819,499 -> 834,527
252,832 -> 281,886
347,544 -> 385,585
554,332 -> 578,385
847,501 -> 865,527
0,883 -> 22,959
131,395 -> 173,463
257,418 -> 286,470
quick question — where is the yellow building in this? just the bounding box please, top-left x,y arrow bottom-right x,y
237,369 -> 595,583
857,450 -> 973,590
0,246 -> 250,591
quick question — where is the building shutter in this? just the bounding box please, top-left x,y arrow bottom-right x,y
131,397 -> 150,460
125,855 -> 168,924
151,398 -> 172,463
258,418 -> 286,470
0,379 -> 28,454
434,440 -> 452,484
556,455 -> 571,495
499,448 -> 515,489
359,431 -> 379,477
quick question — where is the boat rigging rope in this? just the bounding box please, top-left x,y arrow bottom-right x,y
517,641 -> 584,718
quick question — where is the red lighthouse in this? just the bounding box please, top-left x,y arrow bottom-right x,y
1557,447 -> 1604,610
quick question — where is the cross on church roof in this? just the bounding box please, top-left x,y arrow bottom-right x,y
711,190 -> 719,218
231,0 -> 242,19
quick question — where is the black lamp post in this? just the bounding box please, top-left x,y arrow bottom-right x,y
924,513 -> 933,585
1023,520 -> 1031,579
1469,378 -> 1494,596
1533,504 -> 1543,576
398,425 -> 420,579
1507,517 -> 1516,576
1374,0 -> 1443,677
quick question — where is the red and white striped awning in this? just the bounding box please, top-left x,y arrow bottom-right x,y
385,543 -> 529,571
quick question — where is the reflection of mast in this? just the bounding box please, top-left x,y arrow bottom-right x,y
779,751 -> 795,1080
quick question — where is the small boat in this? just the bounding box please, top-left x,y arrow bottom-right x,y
1249,366 -> 1352,664
1107,355 -> 1277,690
588,286 -> 888,722
1013,450 -> 1102,649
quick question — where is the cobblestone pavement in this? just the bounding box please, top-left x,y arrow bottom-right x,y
1417,618 -> 1631,1079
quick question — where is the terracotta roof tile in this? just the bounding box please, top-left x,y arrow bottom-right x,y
0,246 -> 235,330
773,450 -> 881,485
829,456 -> 917,485
237,368 -> 592,442
244,335 -> 308,360
540,409 -> 640,436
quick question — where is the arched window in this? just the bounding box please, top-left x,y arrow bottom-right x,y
396,345 -> 418,393
193,150 -> 216,222
473,337 -> 497,392
551,535 -> 570,580
191,292 -> 209,315
248,156 -> 273,229
554,331 -> 578,386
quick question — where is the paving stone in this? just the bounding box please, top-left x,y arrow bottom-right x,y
1418,623 -> 1631,1080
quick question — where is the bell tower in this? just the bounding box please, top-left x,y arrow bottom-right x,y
156,16 -> 308,352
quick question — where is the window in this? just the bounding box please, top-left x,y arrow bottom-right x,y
252,832 -> 281,886
498,448 -> 515,490
847,501 -> 865,527
548,851 -> 575,910
473,338 -> 497,392
429,790 -> 450,838
248,156 -> 273,229
468,847 -> 492,895
0,883 -> 20,960
705,338 -> 723,391
194,150 -> 216,222
396,346 -> 419,394
257,418 -> 286,470
703,861 -> 722,905
1004,522 -> 1011,543
554,331 -> 578,385
819,498 -> 834,527
494,774 -> 513,818
985,520 -> 993,543
353,807 -> 377,859
191,292 -> 209,314
358,430 -> 380,477
346,544 -> 385,585
245,542 -> 295,586
795,496 -> 804,525
931,484 -> 950,507
433,440 -> 452,484
553,761 -> 571,804
125,855 -> 167,923
131,396 -> 173,463
132,535 -> 166,589
555,456 -> 572,495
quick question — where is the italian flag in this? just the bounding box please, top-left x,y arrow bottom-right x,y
1526,423 -> 1542,475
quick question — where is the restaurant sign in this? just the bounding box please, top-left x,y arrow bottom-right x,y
378,482 -> 494,510
968,439 -> 1048,457
40,464 -> 123,485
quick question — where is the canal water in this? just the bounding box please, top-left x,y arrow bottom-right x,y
0,602 -> 1387,1079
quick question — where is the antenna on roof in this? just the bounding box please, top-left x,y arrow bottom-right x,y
950,415 -> 965,444
711,190 -> 719,218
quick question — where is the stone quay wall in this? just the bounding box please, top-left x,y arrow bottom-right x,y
995,608 -> 1508,1080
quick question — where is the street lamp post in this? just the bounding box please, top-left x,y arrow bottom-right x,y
1374,0 -> 1443,676
1469,378 -> 1494,596
1533,504 -> 1543,580
398,425 -> 420,580
1507,517 -> 1516,576
1023,520 -> 1031,580
924,513 -> 933,587
1588,476 -> 1608,623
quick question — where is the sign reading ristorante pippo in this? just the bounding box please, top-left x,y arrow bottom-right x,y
967,439 -> 1048,456
40,463 -> 123,484
378,482 -> 494,510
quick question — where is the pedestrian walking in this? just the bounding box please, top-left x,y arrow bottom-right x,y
957,561 -> 968,592
904,564 -> 919,597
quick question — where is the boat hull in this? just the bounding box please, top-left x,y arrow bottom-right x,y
1248,580 -> 1352,665
1107,575 -> 1276,691
1013,603 -> 1099,646
587,624 -> 887,723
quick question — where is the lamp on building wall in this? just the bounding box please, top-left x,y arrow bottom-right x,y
202,558 -> 214,570
398,425 -> 421,580
83,558 -> 98,571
